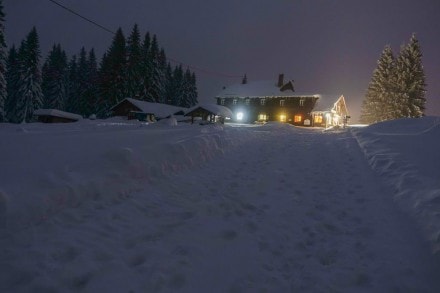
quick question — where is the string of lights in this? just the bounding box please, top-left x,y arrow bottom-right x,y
47,0 -> 242,79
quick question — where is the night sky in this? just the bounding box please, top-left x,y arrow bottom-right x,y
4,0 -> 440,122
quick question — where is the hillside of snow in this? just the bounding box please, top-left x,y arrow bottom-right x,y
1,117 -> 439,292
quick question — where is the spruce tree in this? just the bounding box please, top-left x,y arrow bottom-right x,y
395,34 -> 426,118
86,48 -> 99,116
126,24 -> 143,98
15,27 -> 43,123
146,35 -> 161,102
171,65 -> 184,106
0,0 -> 7,122
42,44 -> 68,110
98,27 -> 127,115
140,32 -> 151,101
5,46 -> 19,121
66,55 -> 79,113
360,46 -> 396,124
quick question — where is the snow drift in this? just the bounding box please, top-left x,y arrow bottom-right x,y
0,120 -> 258,233
352,116 -> 440,254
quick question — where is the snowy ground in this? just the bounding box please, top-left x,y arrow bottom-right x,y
1,117 -> 439,292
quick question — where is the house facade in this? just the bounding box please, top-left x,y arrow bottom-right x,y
215,74 -> 349,127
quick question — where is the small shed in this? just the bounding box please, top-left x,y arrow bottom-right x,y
185,104 -> 233,124
33,109 -> 83,123
110,98 -> 187,121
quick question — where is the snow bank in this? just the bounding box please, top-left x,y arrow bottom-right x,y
352,117 -> 440,254
0,121 -> 259,233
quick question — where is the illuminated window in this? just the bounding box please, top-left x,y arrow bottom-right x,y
280,100 -> 285,107
245,98 -> 250,105
280,114 -> 287,122
294,115 -> 302,123
258,114 -> 267,121
260,98 -> 266,105
236,112 -> 244,121
220,98 -> 225,105
314,115 -> 323,123
299,98 -> 305,107
233,99 -> 238,105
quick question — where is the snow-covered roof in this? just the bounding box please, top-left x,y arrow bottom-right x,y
216,80 -> 320,98
312,95 -> 346,112
33,109 -> 83,121
112,98 -> 188,118
185,104 -> 233,118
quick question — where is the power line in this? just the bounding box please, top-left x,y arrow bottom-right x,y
47,0 -> 241,79
48,0 -> 115,35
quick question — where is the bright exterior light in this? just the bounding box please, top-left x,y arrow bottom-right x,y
236,112 -> 244,121
280,114 -> 286,122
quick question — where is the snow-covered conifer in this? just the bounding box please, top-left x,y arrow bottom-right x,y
360,46 -> 396,124
126,24 -> 143,98
0,0 -> 7,122
42,44 -> 68,110
395,34 -> 426,118
98,27 -> 127,115
14,27 -> 43,123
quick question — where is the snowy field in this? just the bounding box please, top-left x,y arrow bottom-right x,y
1,117 -> 440,292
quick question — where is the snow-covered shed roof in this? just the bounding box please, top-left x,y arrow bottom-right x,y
185,104 -> 233,118
33,109 -> 83,121
216,80 -> 319,98
112,98 -> 188,118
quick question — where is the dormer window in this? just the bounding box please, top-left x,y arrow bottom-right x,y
280,100 -> 285,107
233,98 -> 238,105
299,98 -> 305,107
220,98 -> 225,105
245,98 -> 250,105
260,98 -> 266,106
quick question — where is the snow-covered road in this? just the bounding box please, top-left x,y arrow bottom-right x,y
1,122 -> 439,292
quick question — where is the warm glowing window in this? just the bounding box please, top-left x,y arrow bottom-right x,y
280,100 -> 285,107
314,115 -> 323,123
258,114 -> 267,121
260,98 -> 266,105
294,115 -> 302,123
280,114 -> 287,122
233,99 -> 238,105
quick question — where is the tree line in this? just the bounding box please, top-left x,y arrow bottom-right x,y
0,2 -> 198,123
360,34 -> 426,124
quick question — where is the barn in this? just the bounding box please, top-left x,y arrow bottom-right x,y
110,98 -> 188,122
33,109 -> 83,123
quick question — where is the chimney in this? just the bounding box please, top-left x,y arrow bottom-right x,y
242,74 -> 248,84
277,73 -> 284,87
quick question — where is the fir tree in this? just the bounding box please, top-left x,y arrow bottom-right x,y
395,34 -> 426,118
126,24 -> 143,98
98,27 -> 127,115
42,44 -> 68,110
5,46 -> 19,121
171,65 -> 184,106
140,32 -> 151,101
0,0 -> 6,122
163,62 -> 174,104
14,27 -> 43,123
86,48 -> 99,116
360,46 -> 396,124
66,55 -> 79,114
77,47 -> 89,114
145,35 -> 162,102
